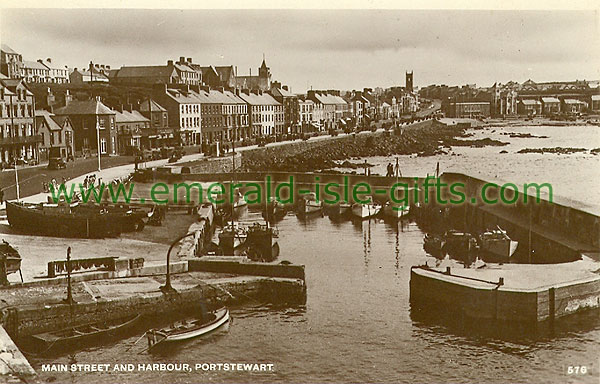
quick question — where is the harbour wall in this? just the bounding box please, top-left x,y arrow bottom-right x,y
410,266 -> 600,324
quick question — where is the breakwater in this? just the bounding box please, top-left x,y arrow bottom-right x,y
239,120 -> 507,172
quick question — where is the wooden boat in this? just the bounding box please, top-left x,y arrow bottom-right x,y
29,314 -> 141,352
262,197 -> 286,222
0,240 -> 22,284
245,223 -> 280,262
146,308 -> 229,349
442,230 -> 478,256
326,202 -> 351,219
218,222 -> 247,255
298,193 -> 323,215
351,197 -> 382,219
423,233 -> 445,258
478,227 -> 518,258
6,201 -> 120,238
382,202 -> 410,220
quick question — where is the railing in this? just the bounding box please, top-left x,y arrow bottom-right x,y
47,256 -> 144,278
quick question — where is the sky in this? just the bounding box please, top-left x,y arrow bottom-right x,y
1,8 -> 599,93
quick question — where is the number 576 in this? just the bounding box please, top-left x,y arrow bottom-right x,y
567,366 -> 588,375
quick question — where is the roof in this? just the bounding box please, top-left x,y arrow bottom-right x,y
114,109 -> 149,123
0,79 -> 32,95
164,88 -> 202,104
541,97 -> 560,103
174,63 -> 195,73
310,92 -> 347,106
115,65 -> 177,79
23,60 -> 49,71
72,69 -> 109,81
51,115 -> 70,127
1,44 -> 18,54
563,99 -> 585,104
214,66 -> 234,82
54,100 -> 115,115
238,91 -> 281,106
35,110 -> 63,131
271,87 -> 296,98
199,66 -> 219,78
139,99 -> 167,112
520,99 -> 541,105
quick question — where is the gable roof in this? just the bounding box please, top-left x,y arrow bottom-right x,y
1,44 -> 18,55
23,60 -> 49,71
114,109 -> 149,123
271,87 -> 296,98
115,65 -> 177,79
54,100 -> 115,115
214,66 -> 234,82
35,110 -> 63,131
139,99 -> 167,112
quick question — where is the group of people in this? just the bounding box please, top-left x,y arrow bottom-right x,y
385,162 -> 402,178
42,177 -> 67,193
83,174 -> 101,190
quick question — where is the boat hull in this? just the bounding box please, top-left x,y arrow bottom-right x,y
6,201 -> 120,238
480,239 -> 519,258
351,203 -> 381,219
147,308 -> 230,348
383,204 -> 410,219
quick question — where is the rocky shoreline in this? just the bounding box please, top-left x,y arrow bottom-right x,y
240,119 -> 507,172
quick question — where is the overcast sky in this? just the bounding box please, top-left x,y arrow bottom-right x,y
1,9 -> 599,92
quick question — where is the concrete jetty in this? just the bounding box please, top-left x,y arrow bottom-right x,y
410,259 -> 600,323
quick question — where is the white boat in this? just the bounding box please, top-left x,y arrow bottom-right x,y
382,202 -> 410,219
146,308 -> 229,349
478,227 -> 518,258
351,197 -> 382,219
298,193 -> 323,215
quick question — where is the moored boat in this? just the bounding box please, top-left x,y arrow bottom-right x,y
245,223 -> 280,262
351,197 -> 382,219
6,201 -> 120,238
298,193 -> 323,215
218,222 -> 247,255
146,307 -> 230,349
382,202 -> 410,220
262,197 -> 286,222
0,240 -> 22,283
28,314 -> 141,352
478,227 -> 518,258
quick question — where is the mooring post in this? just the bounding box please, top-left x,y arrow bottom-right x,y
445,266 -> 451,275
498,277 -> 504,286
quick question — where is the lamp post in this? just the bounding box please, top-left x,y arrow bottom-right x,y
160,232 -> 195,293
96,120 -> 101,172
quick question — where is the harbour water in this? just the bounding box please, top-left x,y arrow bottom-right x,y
31,125 -> 600,384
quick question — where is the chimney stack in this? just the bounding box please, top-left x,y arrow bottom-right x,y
167,60 -> 173,66
179,56 -> 185,63
282,85 -> 289,91
47,58 -> 51,63
187,57 -> 192,63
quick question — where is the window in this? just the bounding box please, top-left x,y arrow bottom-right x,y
99,118 -> 105,129
40,132 -> 44,143
100,138 -> 107,154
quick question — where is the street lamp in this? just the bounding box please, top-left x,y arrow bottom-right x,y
160,232 -> 195,293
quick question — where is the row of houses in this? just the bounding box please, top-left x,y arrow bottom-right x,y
432,79 -> 600,118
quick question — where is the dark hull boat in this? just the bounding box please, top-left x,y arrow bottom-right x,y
245,223 -> 280,262
0,240 -> 22,283
262,198 -> 287,222
218,223 -> 247,255
28,314 -> 141,353
6,201 -> 120,238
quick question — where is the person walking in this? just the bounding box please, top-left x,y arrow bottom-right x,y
386,163 -> 394,177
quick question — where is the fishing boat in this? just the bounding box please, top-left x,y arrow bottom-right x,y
245,223 -> 280,262
0,240 -> 22,283
382,202 -> 410,220
478,227 -> 518,258
326,202 -> 352,219
351,196 -> 382,219
145,307 -> 229,349
262,197 -> 286,222
298,192 -> 323,215
423,233 -> 445,258
6,201 -> 120,238
28,314 -> 141,352
442,230 -> 478,256
218,222 -> 247,255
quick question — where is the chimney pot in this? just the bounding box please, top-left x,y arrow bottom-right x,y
187,57 -> 192,63
47,58 -> 51,63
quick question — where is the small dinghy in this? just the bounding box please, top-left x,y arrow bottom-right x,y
382,202 -> 410,220
298,193 -> 323,215
146,307 -> 230,350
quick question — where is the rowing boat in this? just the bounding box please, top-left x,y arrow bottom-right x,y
29,314 -> 141,352
146,307 -> 230,349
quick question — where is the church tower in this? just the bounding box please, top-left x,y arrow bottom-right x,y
406,71 -> 413,92
258,54 -> 271,90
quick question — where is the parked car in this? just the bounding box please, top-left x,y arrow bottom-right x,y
48,157 -> 66,170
